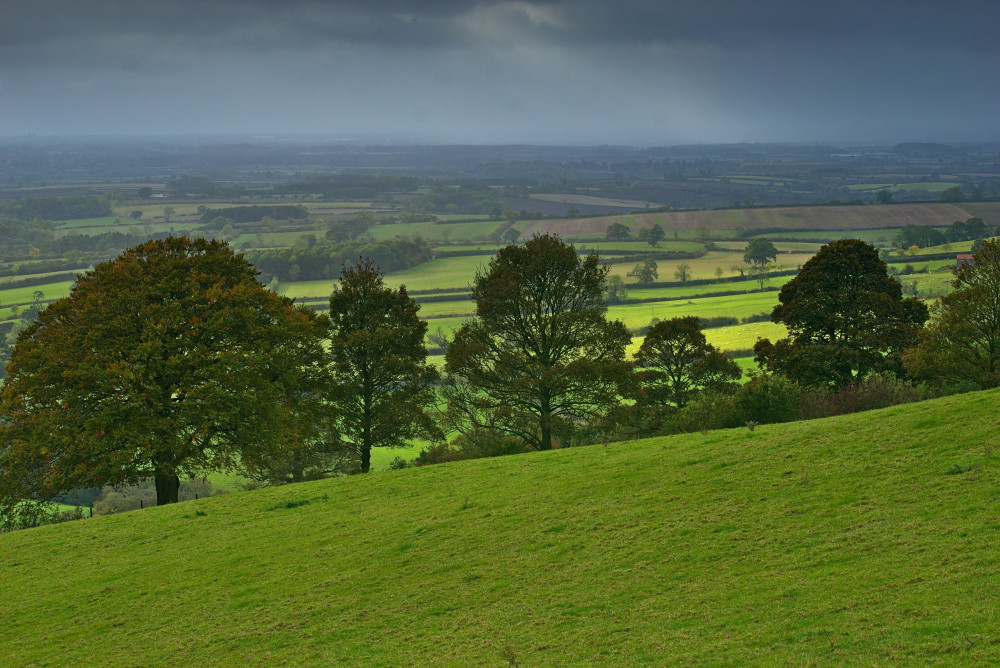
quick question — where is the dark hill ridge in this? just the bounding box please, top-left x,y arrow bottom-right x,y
2,389 -> 998,664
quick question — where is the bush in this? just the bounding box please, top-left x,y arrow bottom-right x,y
732,374 -> 801,425
797,372 -> 925,420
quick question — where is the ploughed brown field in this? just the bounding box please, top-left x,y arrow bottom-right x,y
518,202 -> 1000,237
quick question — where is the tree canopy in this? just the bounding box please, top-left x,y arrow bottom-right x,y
755,239 -> 927,387
638,224 -> 665,247
635,316 -> 741,409
0,237 -> 329,510
326,258 -> 440,473
445,234 -> 631,450
743,238 -> 777,267
606,222 -> 631,241
904,239 -> 1000,388
627,259 -> 658,284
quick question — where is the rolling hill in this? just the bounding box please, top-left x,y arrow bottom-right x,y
2,390 -> 999,665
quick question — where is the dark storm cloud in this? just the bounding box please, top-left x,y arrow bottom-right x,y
3,1 -> 997,52
1,1 -> 998,141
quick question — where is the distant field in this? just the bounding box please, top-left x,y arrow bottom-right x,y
605,250 -> 802,282
517,202 -> 979,237
368,220 -> 503,242
0,281 -> 74,306
383,255 -> 488,292
529,193 -> 663,209
845,181 -> 958,193
607,291 -> 780,331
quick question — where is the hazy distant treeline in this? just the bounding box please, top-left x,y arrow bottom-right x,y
247,237 -> 433,283
0,196 -> 112,221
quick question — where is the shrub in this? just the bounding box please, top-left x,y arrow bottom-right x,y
732,374 -> 801,425
797,372 -> 924,420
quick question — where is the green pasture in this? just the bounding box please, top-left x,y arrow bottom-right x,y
607,291 -> 780,332
383,255 -> 488,292
0,281 -> 74,306
4,389 -> 999,664
605,250 -> 801,282
368,220 -> 503,242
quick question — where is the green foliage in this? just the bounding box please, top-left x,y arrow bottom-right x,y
445,235 -> 632,450
904,238 -> 1000,388
605,222 -> 631,241
743,238 -> 777,267
327,258 -> 441,473
940,186 -> 964,202
638,224 -> 666,247
247,237 -> 433,282
0,237 -> 329,509
0,196 -> 112,221
756,239 -> 928,387
626,258 -> 658,284
635,316 -> 741,410
604,275 -> 628,304
199,205 -> 308,224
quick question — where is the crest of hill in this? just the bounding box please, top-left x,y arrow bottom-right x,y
2,389 -> 998,664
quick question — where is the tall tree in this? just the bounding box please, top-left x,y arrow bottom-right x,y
635,316 -> 741,409
327,258 -> 440,473
903,239 -> 1000,387
445,235 -> 632,450
0,237 -> 329,509
755,239 -> 927,387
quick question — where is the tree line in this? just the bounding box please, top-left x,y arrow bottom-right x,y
246,237 -> 433,283
4,233 -> 1000,530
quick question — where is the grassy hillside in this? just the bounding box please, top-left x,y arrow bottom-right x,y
3,391 -> 999,665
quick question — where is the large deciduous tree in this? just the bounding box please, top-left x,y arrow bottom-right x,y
0,237 -> 329,510
903,239 -> 1000,388
635,316 -> 741,409
445,234 -> 632,450
754,239 -> 928,387
327,258 -> 440,473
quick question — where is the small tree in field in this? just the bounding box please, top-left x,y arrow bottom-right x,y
0,237 -> 329,509
627,259 -> 658,284
636,316 -> 741,409
327,258 -> 441,473
606,222 -> 631,241
674,263 -> 691,284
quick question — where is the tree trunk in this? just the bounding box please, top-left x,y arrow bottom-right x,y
153,453 -> 180,505
539,395 -> 552,451
360,445 -> 371,474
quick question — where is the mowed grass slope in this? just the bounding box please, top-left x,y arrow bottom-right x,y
3,390 -> 1000,665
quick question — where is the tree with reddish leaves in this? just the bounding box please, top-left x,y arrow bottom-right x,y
755,239 -> 927,388
0,237 -> 328,511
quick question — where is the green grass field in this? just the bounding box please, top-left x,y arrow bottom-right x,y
368,220 -> 503,242
3,389 -> 999,664
0,280 -> 74,306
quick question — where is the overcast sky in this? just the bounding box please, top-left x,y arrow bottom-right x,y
2,1 -> 998,144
